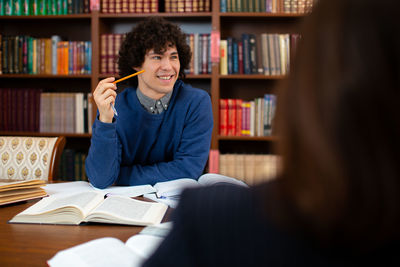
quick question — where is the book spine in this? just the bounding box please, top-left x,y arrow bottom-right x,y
219,99 -> 228,136
219,39 -> 227,75
227,99 -> 236,136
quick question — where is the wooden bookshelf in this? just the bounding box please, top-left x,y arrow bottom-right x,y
0,0 -> 305,165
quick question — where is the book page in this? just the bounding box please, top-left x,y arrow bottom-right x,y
84,195 -> 168,226
92,184 -> 156,197
47,237 -> 144,267
43,181 -> 94,196
9,192 -> 104,224
44,181 -> 156,198
153,178 -> 199,198
198,173 -> 248,187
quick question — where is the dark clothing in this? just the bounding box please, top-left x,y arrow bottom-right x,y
144,182 -> 399,266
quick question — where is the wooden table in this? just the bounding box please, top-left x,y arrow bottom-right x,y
0,199 -> 170,266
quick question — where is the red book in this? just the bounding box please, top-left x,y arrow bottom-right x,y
184,0 -> 192,12
204,0 -> 210,11
121,0 -> 128,12
136,0 -> 143,13
115,0 -> 122,13
192,0 -> 198,12
107,34 -> 114,74
109,0 -> 115,13
101,0 -> 109,13
23,89 -> 30,131
235,99 -> 243,136
100,34 -> 107,74
143,0 -> 150,13
150,0 -> 158,12
219,99 -> 228,136
227,99 -> 236,136
128,0 -> 135,12
208,149 -> 220,173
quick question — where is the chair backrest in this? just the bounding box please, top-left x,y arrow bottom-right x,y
0,136 -> 66,181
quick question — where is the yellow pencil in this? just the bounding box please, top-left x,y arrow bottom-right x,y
110,70 -> 145,116
113,69 -> 145,84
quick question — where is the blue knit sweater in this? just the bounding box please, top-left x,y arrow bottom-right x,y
86,80 -> 213,188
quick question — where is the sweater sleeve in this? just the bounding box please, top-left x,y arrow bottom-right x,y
85,117 -> 122,189
117,92 -> 213,186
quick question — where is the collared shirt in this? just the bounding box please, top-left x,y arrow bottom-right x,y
136,88 -> 172,114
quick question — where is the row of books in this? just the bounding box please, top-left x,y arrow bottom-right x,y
100,32 -> 211,75
40,92 -> 93,134
0,35 -> 92,75
186,33 -> 211,75
220,33 -> 300,76
100,33 -> 124,75
220,0 -> 315,13
101,0 -> 158,13
0,0 -> 91,16
165,0 -> 210,12
100,0 -> 211,14
57,149 -> 88,181
0,88 -> 93,133
0,88 -> 41,132
219,94 -> 277,137
208,150 -> 279,186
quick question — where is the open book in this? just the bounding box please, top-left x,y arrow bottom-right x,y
47,222 -> 173,267
0,179 -> 47,206
144,173 -> 248,208
9,191 -> 168,226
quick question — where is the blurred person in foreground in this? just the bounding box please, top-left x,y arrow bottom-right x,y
144,0 -> 400,265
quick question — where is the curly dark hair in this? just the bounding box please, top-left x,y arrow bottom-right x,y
118,16 -> 192,88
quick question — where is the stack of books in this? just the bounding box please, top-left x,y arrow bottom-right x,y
0,179 -> 47,206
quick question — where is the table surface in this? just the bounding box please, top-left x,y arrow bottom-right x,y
0,198 -> 171,266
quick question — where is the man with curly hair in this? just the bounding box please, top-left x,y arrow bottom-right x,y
85,17 -> 213,188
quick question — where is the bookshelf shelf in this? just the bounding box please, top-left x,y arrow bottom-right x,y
1,1 -> 308,178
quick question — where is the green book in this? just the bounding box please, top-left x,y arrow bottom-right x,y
56,0 -> 62,14
13,0 -> 22,15
0,0 -> 5,16
27,36 -> 33,74
62,0 -> 67,14
5,0 -> 12,15
22,0 -> 29,15
39,0 -> 46,15
31,0 -> 39,15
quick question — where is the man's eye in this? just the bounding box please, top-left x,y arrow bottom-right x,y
152,56 -> 161,60
171,55 -> 178,60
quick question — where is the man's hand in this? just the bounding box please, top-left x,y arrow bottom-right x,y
93,77 -> 117,123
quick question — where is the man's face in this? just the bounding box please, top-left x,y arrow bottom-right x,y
136,45 -> 180,100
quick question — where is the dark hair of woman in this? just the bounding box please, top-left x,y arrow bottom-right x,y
118,16 -> 192,88
271,0 -> 400,250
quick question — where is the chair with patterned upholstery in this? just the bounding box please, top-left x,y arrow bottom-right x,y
0,136 -> 66,181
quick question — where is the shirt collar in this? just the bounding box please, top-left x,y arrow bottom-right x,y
136,88 -> 172,114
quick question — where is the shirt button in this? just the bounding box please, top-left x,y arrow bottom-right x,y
157,101 -> 161,105
164,104 -> 168,108
150,107 -> 154,110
